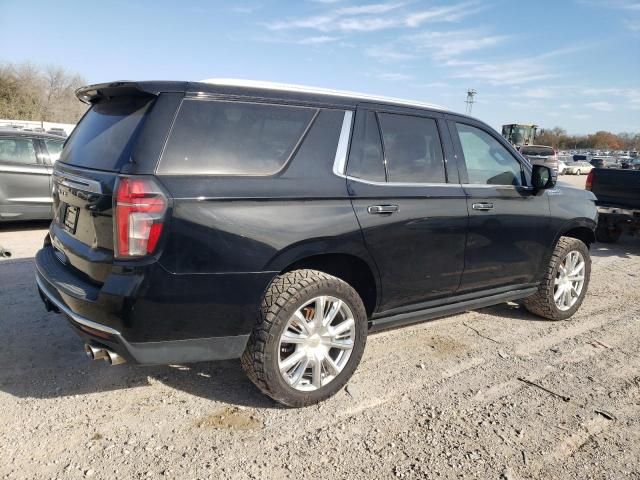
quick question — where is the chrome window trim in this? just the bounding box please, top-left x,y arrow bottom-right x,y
344,175 -> 461,188
342,176 -> 529,189
332,110 -> 353,176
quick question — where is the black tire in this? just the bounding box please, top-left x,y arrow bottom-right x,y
241,269 -> 368,407
523,236 -> 591,321
596,224 -> 622,243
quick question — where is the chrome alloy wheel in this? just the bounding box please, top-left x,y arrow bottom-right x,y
278,296 -> 356,392
554,250 -> 586,311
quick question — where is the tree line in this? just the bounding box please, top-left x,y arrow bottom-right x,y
0,61 -> 88,124
536,127 -> 639,151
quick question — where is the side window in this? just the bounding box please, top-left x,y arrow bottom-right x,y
44,139 -> 64,163
0,137 -> 37,165
159,100 -> 316,175
347,111 -> 385,182
378,113 -> 446,183
455,123 -> 523,186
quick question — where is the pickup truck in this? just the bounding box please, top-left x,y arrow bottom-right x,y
587,168 -> 640,242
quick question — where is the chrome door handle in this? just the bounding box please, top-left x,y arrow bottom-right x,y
472,202 -> 494,211
367,205 -> 399,215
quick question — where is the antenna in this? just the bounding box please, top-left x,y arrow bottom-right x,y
465,88 -> 477,114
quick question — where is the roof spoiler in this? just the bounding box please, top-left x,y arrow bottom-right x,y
75,81 -> 159,104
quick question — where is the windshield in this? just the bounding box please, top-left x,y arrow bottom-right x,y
60,96 -> 154,171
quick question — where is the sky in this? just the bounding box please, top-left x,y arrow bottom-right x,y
1,0 -> 639,134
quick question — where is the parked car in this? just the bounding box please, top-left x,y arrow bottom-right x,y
46,128 -> 68,138
565,161 -> 594,175
35,80 -> 597,406
587,168 -> 640,242
0,129 -> 65,221
573,154 -> 587,161
519,145 -> 558,169
557,160 -> 568,174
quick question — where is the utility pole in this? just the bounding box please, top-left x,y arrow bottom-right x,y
465,88 -> 477,114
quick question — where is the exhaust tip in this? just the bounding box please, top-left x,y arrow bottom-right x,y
106,350 -> 126,366
84,344 -> 108,361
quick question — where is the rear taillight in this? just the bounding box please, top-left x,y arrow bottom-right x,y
114,177 -> 167,258
585,170 -> 594,191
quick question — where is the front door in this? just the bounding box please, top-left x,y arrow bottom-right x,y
447,118 -> 553,292
347,107 -> 468,313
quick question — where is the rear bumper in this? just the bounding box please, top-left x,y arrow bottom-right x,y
34,244 -> 271,364
36,273 -> 248,364
597,206 -> 640,230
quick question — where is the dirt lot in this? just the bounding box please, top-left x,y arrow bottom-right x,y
1,184 -> 638,479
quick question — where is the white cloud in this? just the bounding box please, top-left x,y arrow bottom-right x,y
586,101 -> 614,111
377,72 -> 413,81
451,59 -> 559,86
365,46 -> 417,62
337,2 -> 404,15
266,1 -> 484,33
405,1 -> 486,27
572,114 -> 592,119
522,88 -> 556,98
407,30 -> 509,60
582,87 -> 640,109
297,35 -> 342,44
412,81 -> 450,88
230,4 -> 261,14
625,19 -> 640,31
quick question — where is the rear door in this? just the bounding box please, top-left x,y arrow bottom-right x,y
347,106 -> 468,312
448,117 -> 553,292
0,134 -> 52,220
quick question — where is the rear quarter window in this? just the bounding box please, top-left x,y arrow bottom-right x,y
158,99 -> 316,175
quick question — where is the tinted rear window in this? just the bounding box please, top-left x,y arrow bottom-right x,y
378,113 -> 446,183
60,96 -> 154,171
521,146 -> 554,156
158,100 -> 316,175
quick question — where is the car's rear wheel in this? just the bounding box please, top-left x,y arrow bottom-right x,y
241,269 -> 367,407
523,236 -> 591,320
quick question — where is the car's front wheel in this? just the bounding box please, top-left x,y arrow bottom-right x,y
241,269 -> 368,407
524,236 -> 591,320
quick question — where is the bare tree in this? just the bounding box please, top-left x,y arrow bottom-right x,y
0,61 -> 87,123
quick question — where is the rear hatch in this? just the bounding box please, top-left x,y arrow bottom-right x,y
520,146 -> 556,166
50,94 -> 156,283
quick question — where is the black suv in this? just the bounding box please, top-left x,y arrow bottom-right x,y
36,80 -> 597,406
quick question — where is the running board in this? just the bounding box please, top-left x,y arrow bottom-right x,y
369,287 -> 538,332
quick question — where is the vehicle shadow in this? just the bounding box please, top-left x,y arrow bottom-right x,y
0,258 -> 277,408
0,324 -> 277,409
475,301 -> 552,322
0,220 -> 51,232
591,235 -> 640,260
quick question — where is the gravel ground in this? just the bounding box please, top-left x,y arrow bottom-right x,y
1,189 -> 638,479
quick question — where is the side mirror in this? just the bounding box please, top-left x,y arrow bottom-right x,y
531,164 -> 556,191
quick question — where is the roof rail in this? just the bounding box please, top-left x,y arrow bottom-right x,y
199,78 -> 446,111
